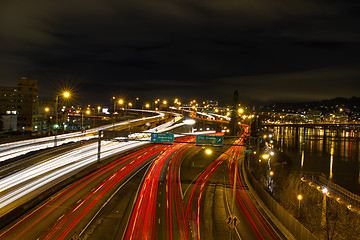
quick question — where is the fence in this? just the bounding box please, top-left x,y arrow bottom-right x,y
244,166 -> 318,240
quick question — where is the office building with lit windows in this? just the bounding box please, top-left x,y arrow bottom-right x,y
0,78 -> 38,131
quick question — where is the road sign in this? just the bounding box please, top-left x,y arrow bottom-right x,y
196,135 -> 223,146
151,133 -> 174,143
244,149 -> 252,153
225,214 -> 239,229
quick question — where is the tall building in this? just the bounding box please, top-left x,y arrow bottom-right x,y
0,86 -> 17,115
0,78 -> 39,131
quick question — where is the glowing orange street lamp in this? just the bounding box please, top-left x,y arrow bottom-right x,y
54,91 -> 71,146
297,194 -> 303,217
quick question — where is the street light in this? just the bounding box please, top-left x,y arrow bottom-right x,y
81,109 -> 91,132
118,99 -> 125,116
43,107 -> 50,136
321,187 -> 328,228
54,91 -> 70,146
205,149 -> 212,155
297,194 -> 303,201
297,194 -> 303,218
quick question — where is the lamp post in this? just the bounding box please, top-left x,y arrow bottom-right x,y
297,194 -> 303,218
54,91 -> 70,146
162,100 -> 167,111
119,99 -> 124,117
135,97 -> 139,108
81,111 -> 84,132
112,96 -> 116,113
44,107 -> 49,136
82,109 -> 90,132
321,187 -> 328,228
141,103 -> 150,117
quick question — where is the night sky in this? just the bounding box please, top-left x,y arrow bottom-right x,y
1,0 -> 360,105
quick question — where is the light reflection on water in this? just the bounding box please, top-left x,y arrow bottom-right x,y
271,126 -> 360,195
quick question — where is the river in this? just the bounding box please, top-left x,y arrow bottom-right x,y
269,126 -> 360,195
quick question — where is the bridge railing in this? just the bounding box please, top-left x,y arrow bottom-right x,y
297,171 -> 360,209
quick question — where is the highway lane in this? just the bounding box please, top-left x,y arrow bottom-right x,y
77,139 -> 197,240
85,133 -> 288,240
183,130 -> 287,240
1,131 -> 291,239
157,143 -> 193,240
223,145 -> 285,240
0,144 -> 167,240
0,114 -> 181,222
184,146 -> 231,240
0,110 -> 169,163
0,140 -> 144,217
123,135 -> 200,240
123,143 -> 190,240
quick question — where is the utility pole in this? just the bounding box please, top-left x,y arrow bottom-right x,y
54,95 -> 59,146
97,130 -> 102,163
229,90 -> 240,136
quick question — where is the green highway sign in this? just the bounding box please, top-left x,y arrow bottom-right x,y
151,133 -> 174,143
244,149 -> 252,153
196,135 -> 223,146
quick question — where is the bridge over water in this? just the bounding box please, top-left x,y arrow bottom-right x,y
262,122 -> 360,129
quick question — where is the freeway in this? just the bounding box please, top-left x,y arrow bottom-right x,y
0,144 -> 167,240
183,130 -> 287,239
84,134 -> 289,240
0,110 -> 168,163
0,121 -> 291,239
124,142 -> 193,240
0,111 -> 181,222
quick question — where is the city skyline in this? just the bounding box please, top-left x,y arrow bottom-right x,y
1,0 -> 360,104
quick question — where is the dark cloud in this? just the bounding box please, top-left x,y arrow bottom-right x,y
0,0 -> 360,104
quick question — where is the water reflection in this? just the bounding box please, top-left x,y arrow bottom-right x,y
330,142 -> 334,180
271,126 -> 360,195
